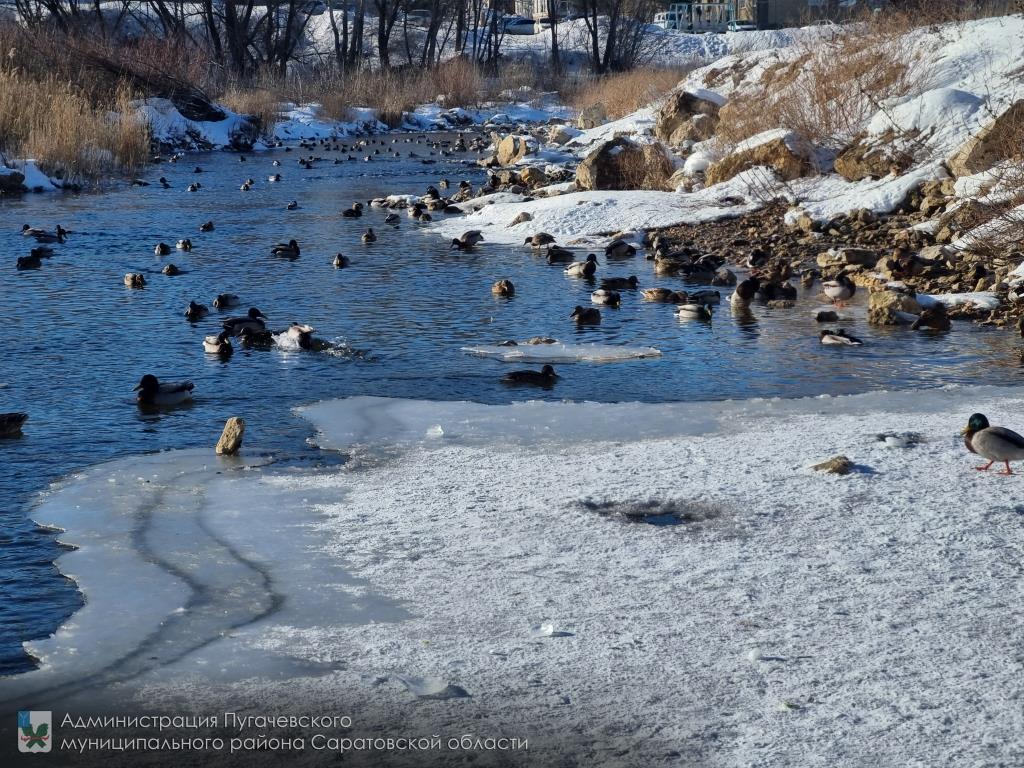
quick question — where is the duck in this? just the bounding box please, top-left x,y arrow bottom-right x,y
502,365 -> 559,387
186,183 -> 201,192
604,239 -> 637,259
690,290 -> 721,305
282,323 -> 315,350
342,202 -> 364,218
362,228 -> 377,243
199,221 -> 215,232
676,303 -> 713,320
333,253 -> 350,268
184,300 -> 209,321
524,232 -> 556,248
268,174 -> 282,182
0,412 -> 28,438
159,177 -> 170,188
124,272 -> 146,288
600,275 -> 639,290
570,305 -> 601,324
450,230 -> 484,250
176,239 -> 192,251
29,246 -> 54,258
591,289 -> 621,307
819,328 -> 863,346
162,263 -> 180,276
154,242 -> 171,256
492,279 -> 515,297
271,239 -> 300,258
962,413 -> 1024,475
286,200 -> 299,210
730,276 -> 760,305
238,326 -> 275,349
642,287 -> 686,303
16,254 -> 41,270
545,245 -> 575,263
25,225 -> 66,243
384,213 -> 400,225
133,374 -> 194,406
213,293 -> 240,309
203,331 -> 234,356
565,254 -> 598,278
823,273 -> 856,306
222,307 -> 268,336
911,304 -> 951,331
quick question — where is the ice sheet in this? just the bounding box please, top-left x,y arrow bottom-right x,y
461,342 -> 662,363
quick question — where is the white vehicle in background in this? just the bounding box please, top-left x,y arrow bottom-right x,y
504,16 -> 538,35
726,20 -> 757,32
654,5 -> 691,31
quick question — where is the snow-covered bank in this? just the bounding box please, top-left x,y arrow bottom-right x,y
5,387 -> 1024,765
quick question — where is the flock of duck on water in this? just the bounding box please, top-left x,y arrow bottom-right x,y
8,131 -> 1024,475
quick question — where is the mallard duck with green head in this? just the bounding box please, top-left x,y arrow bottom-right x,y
962,413 -> 1024,475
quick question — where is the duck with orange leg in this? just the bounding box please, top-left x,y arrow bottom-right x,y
962,413 -> 1024,475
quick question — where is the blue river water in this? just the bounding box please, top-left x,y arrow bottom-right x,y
1,132 -> 1022,676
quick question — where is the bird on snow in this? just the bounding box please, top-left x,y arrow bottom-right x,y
962,413 -> 1024,475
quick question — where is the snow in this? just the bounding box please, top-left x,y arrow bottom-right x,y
567,107 -> 657,149
2,159 -> 64,192
135,98 -> 256,150
916,292 -> 1001,311
8,389 -> 1024,765
461,342 -> 662,363
434,169 -> 767,245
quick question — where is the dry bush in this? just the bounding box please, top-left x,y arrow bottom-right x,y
219,84 -> 284,134
715,25 -> 930,152
0,68 -> 149,181
570,68 -> 688,121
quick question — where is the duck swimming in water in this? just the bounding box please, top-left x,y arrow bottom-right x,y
203,330 -> 234,356
730,276 -> 760,306
819,328 -> 863,346
333,253 -> 350,268
176,239 -> 192,251
545,245 -> 574,263
565,254 -> 598,278
342,202 -> 364,218
600,275 -> 639,290
213,293 -> 239,309
0,412 -> 28,438
962,413 -> 1024,475
676,303 -> 713,320
591,289 -> 621,307
642,288 -> 687,304
492,279 -> 515,297
154,242 -> 171,256
184,300 -> 209,321
271,239 -> 300,258
384,213 -> 400,225
199,221 -> 215,232
362,228 -> 377,243
502,365 -> 559,387
571,305 -> 601,324
604,239 -> 636,259
134,374 -> 194,406
222,307 -> 267,336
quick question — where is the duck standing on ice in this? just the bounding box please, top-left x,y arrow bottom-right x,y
962,413 -> 1024,475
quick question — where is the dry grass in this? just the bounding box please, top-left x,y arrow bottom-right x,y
570,68 -> 688,121
219,85 -> 284,134
0,68 -> 149,182
715,24 -> 930,152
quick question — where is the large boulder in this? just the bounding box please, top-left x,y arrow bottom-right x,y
0,168 -> 26,194
577,104 -> 608,130
948,100 -> 1024,177
518,166 -> 548,188
868,290 -> 922,325
655,88 -> 722,146
495,134 -> 537,166
834,131 -> 913,181
705,130 -> 813,186
548,123 -> 582,145
575,138 -> 674,191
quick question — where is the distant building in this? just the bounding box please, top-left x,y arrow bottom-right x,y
737,0 -> 883,28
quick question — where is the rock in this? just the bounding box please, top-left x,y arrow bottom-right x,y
815,310 -> 839,322
575,138 -> 674,192
495,134 -> 536,166
817,248 -> 878,269
518,166 -> 548,188
666,167 -> 690,191
795,212 -> 818,233
767,299 -> 796,309
667,113 -> 721,145
0,168 -> 26,194
548,124 -> 582,145
215,416 -> 245,455
812,455 -> 854,475
711,268 -> 737,286
507,211 -> 533,227
577,104 -> 608,130
868,290 -> 922,325
834,131 -> 912,181
655,89 -> 722,145
705,131 -> 813,186
948,100 -> 1024,176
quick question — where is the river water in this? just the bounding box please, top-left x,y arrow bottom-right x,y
1,131 -> 1022,676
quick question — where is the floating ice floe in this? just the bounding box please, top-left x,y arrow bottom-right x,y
462,343 -> 662,363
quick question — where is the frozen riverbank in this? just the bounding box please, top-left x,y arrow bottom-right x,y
3,387 -> 1023,765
